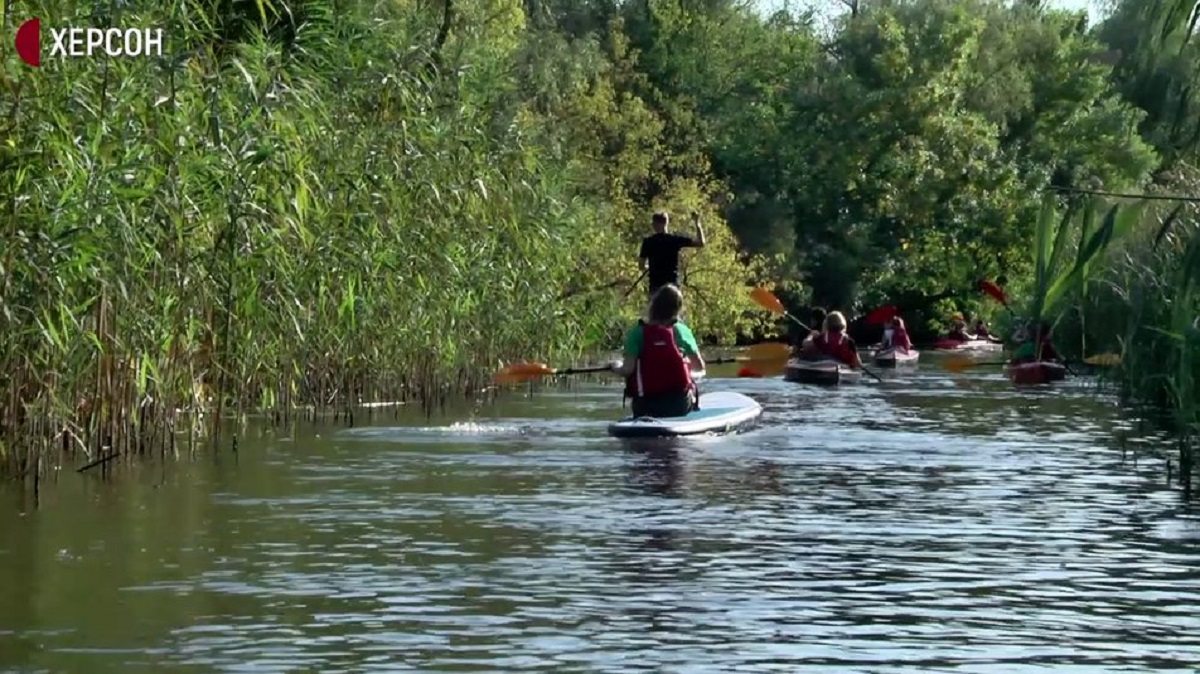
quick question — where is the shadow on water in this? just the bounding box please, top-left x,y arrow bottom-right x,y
1,364 -> 1200,672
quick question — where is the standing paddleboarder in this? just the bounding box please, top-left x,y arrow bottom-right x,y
638,211 -> 705,298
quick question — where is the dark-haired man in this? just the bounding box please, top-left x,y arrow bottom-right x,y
639,211 -> 705,298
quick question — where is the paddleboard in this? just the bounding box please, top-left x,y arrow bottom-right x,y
607,391 -> 762,438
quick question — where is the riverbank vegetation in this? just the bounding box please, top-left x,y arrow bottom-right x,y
1,0 -> 1198,482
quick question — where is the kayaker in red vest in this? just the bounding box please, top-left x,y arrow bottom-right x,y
947,314 -> 973,342
1012,320 -> 1061,364
794,307 -> 826,357
611,284 -> 705,417
882,316 -> 913,353
800,311 -> 863,368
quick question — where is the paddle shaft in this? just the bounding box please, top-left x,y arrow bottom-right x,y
622,269 -> 649,299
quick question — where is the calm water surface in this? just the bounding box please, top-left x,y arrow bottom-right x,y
2,361 -> 1200,672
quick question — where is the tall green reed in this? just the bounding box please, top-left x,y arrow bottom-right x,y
0,0 -> 770,482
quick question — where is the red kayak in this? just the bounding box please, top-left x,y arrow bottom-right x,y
1006,361 -> 1067,385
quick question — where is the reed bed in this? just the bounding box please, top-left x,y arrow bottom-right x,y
1046,169 -> 1200,492
0,1 -> 767,482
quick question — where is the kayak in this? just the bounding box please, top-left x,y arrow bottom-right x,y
1006,361 -> 1067,385
873,346 -> 919,367
607,391 -> 762,438
934,338 -> 1002,352
783,358 -> 863,385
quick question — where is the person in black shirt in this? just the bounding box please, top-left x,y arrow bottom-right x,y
638,211 -> 706,298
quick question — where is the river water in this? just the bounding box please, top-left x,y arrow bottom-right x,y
2,361 -> 1199,672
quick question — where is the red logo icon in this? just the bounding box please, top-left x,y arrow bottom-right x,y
15,18 -> 41,67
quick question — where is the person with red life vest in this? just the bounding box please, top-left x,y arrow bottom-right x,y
882,316 -> 913,353
610,284 -> 705,418
800,311 -> 863,368
1011,320 -> 1061,364
947,314 -> 973,342
793,307 -> 826,357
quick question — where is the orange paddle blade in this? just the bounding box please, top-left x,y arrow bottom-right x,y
749,287 -> 787,314
941,354 -> 981,373
494,362 -> 556,385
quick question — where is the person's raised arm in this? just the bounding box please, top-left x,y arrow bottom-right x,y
692,212 -> 706,248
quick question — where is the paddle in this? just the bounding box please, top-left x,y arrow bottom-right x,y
979,279 -> 1016,320
494,362 -> 613,385
623,269 -> 648,299
864,304 -> 898,326
749,287 -> 885,383
493,342 -> 794,385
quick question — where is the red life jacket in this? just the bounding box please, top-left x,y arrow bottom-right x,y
814,332 -> 857,366
625,321 -> 693,398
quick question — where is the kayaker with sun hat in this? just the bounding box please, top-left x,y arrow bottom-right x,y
947,313 -> 972,341
610,284 -> 706,417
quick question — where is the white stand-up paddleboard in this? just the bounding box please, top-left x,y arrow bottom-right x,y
607,391 -> 762,438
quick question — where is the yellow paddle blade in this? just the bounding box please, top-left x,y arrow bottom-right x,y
749,287 -> 786,314
743,341 -> 792,361
733,342 -> 792,377
1084,353 -> 1121,366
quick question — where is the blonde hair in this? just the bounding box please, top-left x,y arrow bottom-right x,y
824,311 -> 847,332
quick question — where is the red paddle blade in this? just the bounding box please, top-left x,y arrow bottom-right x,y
864,305 -> 898,325
979,280 -> 1008,306
737,367 -> 763,378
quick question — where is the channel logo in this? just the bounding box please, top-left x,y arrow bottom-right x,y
14,17 -> 164,68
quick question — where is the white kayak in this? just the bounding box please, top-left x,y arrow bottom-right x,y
783,358 -> 863,385
873,346 -> 920,367
607,391 -> 762,438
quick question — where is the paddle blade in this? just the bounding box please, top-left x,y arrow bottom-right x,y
865,305 -> 898,325
749,287 -> 786,314
737,367 -> 763,378
1084,353 -> 1121,366
494,362 -> 556,385
979,280 -> 1009,306
737,342 -> 791,376
941,354 -> 980,373
743,341 -> 792,360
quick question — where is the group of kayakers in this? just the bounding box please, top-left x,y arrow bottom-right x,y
944,313 -> 998,343
607,210 -> 1065,416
